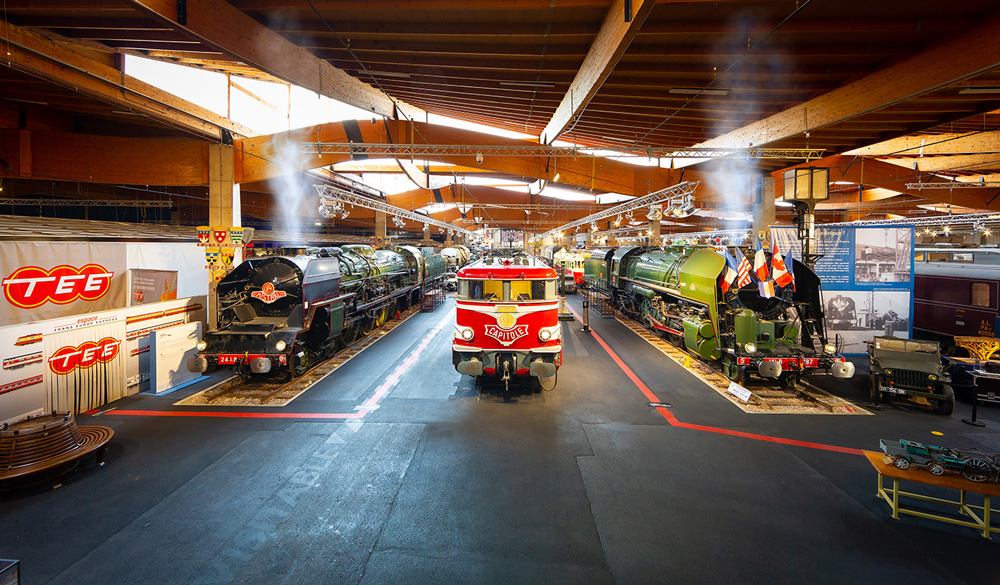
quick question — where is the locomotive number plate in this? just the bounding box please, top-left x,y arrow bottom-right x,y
217,355 -> 244,365
496,305 -> 517,312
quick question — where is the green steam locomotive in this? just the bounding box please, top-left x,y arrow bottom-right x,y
584,245 -> 855,385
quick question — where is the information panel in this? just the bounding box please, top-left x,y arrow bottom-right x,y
772,225 -> 915,354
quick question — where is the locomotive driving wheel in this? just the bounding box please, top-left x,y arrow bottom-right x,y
961,458 -> 992,482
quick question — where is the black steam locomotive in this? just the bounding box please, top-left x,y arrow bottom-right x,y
188,245 -> 445,379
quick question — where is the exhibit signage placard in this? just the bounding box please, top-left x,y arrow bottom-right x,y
771,225 -> 915,355
129,269 -> 178,305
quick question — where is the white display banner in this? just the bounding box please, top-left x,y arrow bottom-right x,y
0,242 -> 128,327
125,242 -> 209,300
150,322 -> 202,395
0,296 -> 206,423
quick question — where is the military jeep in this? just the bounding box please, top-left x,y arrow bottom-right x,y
867,336 -> 954,415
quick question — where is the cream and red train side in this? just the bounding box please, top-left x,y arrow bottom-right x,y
452,252 -> 561,390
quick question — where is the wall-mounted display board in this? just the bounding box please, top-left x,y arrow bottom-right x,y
0,297 -> 206,424
772,225 -> 915,355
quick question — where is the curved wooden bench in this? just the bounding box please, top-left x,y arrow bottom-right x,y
0,412 -> 113,488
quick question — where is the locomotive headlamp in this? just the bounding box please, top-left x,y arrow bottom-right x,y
539,328 -> 552,341
824,343 -> 836,354
275,340 -> 287,352
744,342 -> 757,354
196,340 -> 207,351
928,374 -> 938,381
460,327 -> 474,341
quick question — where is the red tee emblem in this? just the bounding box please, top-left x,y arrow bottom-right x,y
48,337 -> 121,375
2,264 -> 114,309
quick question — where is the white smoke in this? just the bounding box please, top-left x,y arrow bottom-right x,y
266,134 -> 312,244
703,11 -> 793,224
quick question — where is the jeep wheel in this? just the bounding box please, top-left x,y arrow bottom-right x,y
933,384 -> 955,416
869,375 -> 882,404
893,457 -> 910,470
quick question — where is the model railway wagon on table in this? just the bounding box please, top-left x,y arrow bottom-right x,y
452,250 -> 561,392
583,245 -> 855,386
189,245 -> 445,379
880,439 -> 1000,482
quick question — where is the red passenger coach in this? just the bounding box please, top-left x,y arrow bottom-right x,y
452,251 -> 561,391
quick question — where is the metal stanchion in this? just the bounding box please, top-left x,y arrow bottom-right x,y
581,298 -> 590,333
962,371 -> 987,427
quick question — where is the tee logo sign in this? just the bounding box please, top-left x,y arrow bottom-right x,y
251,282 -> 286,303
2,264 -> 114,309
48,337 -> 121,375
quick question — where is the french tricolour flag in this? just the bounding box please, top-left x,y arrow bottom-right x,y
719,247 -> 739,294
753,240 -> 769,281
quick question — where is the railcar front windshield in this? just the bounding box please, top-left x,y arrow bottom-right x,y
457,278 -> 556,302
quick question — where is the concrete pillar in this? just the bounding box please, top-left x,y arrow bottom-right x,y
752,176 -> 776,247
208,144 -> 240,330
375,211 -> 387,240
422,223 -> 431,244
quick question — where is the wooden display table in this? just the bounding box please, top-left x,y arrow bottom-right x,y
864,450 -> 1000,539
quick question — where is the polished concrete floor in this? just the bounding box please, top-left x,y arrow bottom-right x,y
2,295 -> 998,584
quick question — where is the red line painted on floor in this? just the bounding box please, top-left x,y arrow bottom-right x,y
93,310 -> 451,420
570,304 -> 863,456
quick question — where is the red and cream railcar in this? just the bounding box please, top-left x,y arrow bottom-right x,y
452,252 -> 562,390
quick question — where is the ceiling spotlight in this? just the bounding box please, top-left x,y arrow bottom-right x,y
614,214 -> 622,226
943,225 -> 951,234
318,204 -> 332,219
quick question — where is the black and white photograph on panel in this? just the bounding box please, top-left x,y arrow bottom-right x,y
854,227 -> 912,283
823,290 -> 911,354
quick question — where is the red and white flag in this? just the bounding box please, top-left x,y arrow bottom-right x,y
737,255 -> 753,287
771,243 -> 794,288
754,241 -> 769,281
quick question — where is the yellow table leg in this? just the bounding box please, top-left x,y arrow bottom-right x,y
985,495 -> 992,539
892,478 -> 900,519
960,490 -> 967,515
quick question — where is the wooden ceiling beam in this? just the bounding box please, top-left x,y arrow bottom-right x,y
0,19 -> 248,140
125,0 -> 424,120
845,130 -> 1000,156
540,0 -> 656,144
879,153 -> 1000,174
684,15 -> 1000,159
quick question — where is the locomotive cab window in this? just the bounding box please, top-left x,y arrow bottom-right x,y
971,282 -> 990,307
458,279 -> 502,301
510,279 -> 556,301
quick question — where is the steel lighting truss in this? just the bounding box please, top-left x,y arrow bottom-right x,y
314,183 -> 474,236
0,198 -> 172,207
301,143 -> 824,160
906,181 -> 1000,190
540,181 -> 700,238
820,211 -> 1000,228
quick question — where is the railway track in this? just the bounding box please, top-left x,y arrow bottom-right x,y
612,311 -> 866,415
176,304 -> 424,407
